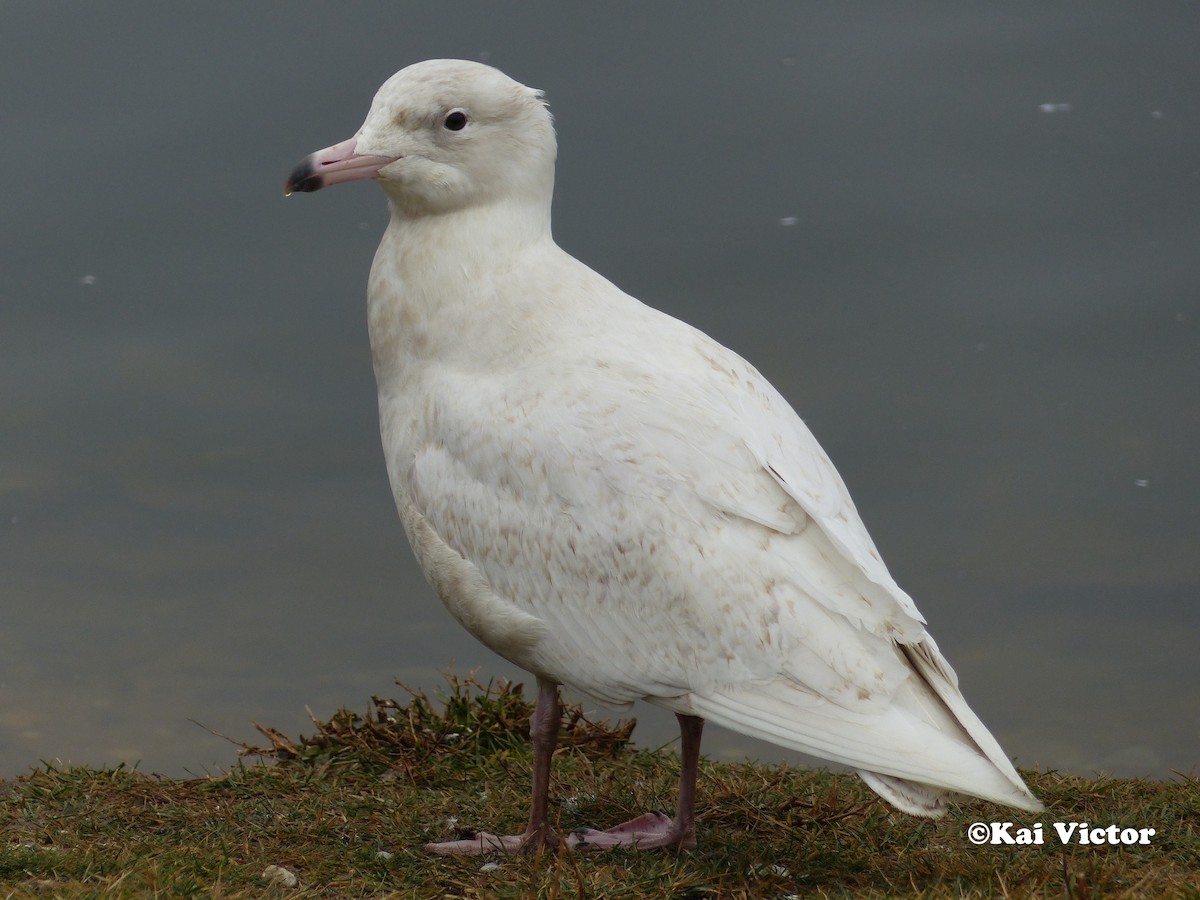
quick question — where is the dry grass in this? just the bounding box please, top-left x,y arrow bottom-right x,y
1,675 -> 1196,897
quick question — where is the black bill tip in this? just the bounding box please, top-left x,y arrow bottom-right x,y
284,158 -> 322,195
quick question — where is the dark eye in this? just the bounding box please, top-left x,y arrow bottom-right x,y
444,110 -> 468,131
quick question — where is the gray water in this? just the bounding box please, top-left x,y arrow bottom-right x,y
2,3 -> 1197,781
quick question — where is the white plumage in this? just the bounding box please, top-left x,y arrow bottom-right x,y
286,58 -> 1040,852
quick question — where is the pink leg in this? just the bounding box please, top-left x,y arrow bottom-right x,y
566,712 -> 704,850
425,678 -> 562,855
524,677 -> 561,845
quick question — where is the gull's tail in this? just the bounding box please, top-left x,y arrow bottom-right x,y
687,636 -> 1042,816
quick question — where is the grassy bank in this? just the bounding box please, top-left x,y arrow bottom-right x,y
1,677 -> 1196,897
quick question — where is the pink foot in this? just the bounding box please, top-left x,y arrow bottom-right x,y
425,828 -> 557,856
565,812 -> 696,850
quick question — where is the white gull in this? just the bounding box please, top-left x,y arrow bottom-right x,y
285,58 -> 1041,853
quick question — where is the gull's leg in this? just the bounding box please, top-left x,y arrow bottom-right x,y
673,713 -> 703,843
523,677 -> 562,847
567,713 -> 704,850
424,678 -> 562,855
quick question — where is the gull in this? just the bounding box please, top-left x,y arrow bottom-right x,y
285,59 -> 1041,854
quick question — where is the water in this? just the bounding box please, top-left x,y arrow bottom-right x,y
2,3 -> 1196,780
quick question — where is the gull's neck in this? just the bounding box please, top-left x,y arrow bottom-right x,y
367,196 -> 558,386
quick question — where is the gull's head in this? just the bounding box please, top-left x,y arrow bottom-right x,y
285,59 -> 556,217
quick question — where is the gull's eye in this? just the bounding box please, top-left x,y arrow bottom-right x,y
443,110 -> 469,131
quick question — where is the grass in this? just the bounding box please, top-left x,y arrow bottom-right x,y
1,674 -> 1196,898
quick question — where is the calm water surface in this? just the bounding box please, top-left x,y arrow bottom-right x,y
1,3 -> 1197,780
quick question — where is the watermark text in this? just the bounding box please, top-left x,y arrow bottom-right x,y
967,821 -> 1156,846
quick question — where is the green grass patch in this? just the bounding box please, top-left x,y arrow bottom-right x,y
1,675 -> 1196,897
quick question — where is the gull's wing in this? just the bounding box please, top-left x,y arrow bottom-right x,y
398,276 -> 1038,812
